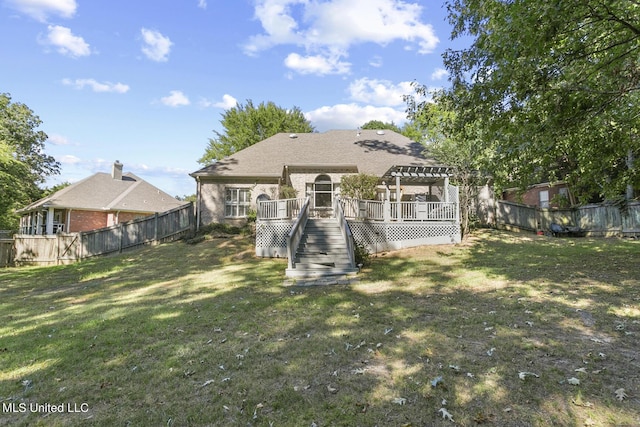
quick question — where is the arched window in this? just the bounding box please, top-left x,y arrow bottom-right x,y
314,174 -> 333,208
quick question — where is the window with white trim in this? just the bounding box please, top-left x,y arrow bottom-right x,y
225,188 -> 250,217
539,190 -> 550,208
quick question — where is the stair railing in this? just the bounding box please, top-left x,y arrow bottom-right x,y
286,196 -> 310,269
333,196 -> 355,268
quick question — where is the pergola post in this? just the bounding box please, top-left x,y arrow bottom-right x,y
444,176 -> 450,203
383,183 -> 391,221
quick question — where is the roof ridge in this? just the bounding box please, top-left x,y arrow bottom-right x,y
104,178 -> 142,210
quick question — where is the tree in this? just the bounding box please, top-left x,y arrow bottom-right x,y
199,100 -> 315,165
405,84 -> 490,238
360,119 -> 424,142
0,93 -> 60,230
361,120 -> 402,133
340,173 -> 379,200
442,0 -> 640,202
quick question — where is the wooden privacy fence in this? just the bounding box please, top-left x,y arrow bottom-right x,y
0,239 -> 13,267
490,200 -> 640,236
10,203 -> 194,266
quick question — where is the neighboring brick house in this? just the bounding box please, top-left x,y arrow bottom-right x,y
502,182 -> 572,208
17,161 -> 185,235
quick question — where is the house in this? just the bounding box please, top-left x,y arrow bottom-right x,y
17,161 -> 185,235
502,181 -> 572,208
191,130 -> 461,277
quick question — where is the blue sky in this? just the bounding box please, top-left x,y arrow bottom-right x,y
1,0 -> 468,197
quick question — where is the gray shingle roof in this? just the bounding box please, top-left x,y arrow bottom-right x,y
190,129 -> 443,178
18,172 -> 185,213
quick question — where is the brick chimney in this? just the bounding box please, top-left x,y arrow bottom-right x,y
112,160 -> 123,180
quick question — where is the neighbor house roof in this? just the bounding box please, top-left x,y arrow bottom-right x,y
190,129 -> 446,179
18,172 -> 185,213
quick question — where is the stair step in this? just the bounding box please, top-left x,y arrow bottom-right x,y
285,267 -> 359,278
286,218 -> 355,278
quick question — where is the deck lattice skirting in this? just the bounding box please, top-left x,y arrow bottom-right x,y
347,221 -> 460,252
255,218 -> 460,258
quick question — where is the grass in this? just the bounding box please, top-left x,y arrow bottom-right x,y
0,229 -> 639,426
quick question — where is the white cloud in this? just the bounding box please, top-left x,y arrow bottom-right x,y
62,78 -> 129,93
305,103 -> 407,132
199,94 -> 237,109
215,94 -> 238,109
160,90 -> 190,107
197,0 -> 207,9
369,55 -> 383,68
42,25 -> 90,57
140,28 -> 173,62
431,68 -> 448,81
6,0 -> 77,22
348,78 -> 413,107
244,0 -> 439,75
59,154 -> 81,164
47,134 -> 71,145
284,52 -> 350,75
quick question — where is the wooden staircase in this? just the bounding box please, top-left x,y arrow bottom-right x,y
285,218 -> 357,278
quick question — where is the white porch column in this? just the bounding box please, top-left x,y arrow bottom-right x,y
35,211 -> 43,235
46,207 -> 54,235
395,174 -> 401,220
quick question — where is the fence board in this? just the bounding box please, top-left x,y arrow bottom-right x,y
490,200 -> 640,236
12,203 -> 194,266
0,240 -> 14,267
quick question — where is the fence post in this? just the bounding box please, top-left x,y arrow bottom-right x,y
154,212 -> 159,243
119,223 -> 124,253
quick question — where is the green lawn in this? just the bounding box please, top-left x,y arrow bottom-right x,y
0,230 -> 638,426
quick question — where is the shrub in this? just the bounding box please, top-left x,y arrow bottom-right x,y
279,185 -> 297,199
354,241 -> 371,267
341,173 -> 379,200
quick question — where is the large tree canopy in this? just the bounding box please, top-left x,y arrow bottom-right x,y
442,0 -> 640,201
406,84 -> 490,237
0,93 -> 60,230
199,100 -> 315,165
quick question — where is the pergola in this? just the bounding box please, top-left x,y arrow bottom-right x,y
381,165 -> 453,203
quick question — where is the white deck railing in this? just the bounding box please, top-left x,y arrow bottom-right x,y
333,196 -> 355,268
340,198 -> 457,222
258,198 -> 306,220
285,196 -> 310,269
258,197 -> 458,223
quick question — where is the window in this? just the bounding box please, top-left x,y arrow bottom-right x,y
539,190 -> 549,208
225,188 -> 250,217
314,175 -> 333,208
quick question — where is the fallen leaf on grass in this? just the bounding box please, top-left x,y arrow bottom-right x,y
518,371 -> 539,380
393,397 -> 407,405
431,376 -> 443,387
438,408 -> 454,422
614,388 -> 627,401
